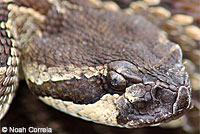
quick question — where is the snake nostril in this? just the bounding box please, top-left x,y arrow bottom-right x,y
173,86 -> 191,114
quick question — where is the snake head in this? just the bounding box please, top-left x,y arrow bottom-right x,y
107,44 -> 192,128
13,0 -> 192,128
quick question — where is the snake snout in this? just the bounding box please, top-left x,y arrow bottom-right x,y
116,81 -> 192,128
173,86 -> 192,114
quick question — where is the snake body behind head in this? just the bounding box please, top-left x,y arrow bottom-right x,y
0,0 -> 192,128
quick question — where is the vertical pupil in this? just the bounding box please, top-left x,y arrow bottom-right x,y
111,79 -> 118,86
108,71 -> 126,91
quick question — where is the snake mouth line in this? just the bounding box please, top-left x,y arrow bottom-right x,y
115,81 -> 191,128
0,0 -> 197,129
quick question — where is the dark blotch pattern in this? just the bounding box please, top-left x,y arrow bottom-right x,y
28,75 -> 107,104
17,0 -> 192,127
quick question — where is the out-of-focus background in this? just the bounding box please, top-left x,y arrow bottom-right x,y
1,0 -> 200,134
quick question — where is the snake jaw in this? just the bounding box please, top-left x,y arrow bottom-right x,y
112,64 -> 192,128
0,0 -> 196,129
116,85 -> 191,128
105,59 -> 192,128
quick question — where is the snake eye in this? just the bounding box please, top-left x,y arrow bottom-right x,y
107,71 -> 126,91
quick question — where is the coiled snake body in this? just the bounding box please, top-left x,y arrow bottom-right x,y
0,0 -> 199,129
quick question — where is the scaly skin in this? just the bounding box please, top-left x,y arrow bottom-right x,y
0,0 -> 199,132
